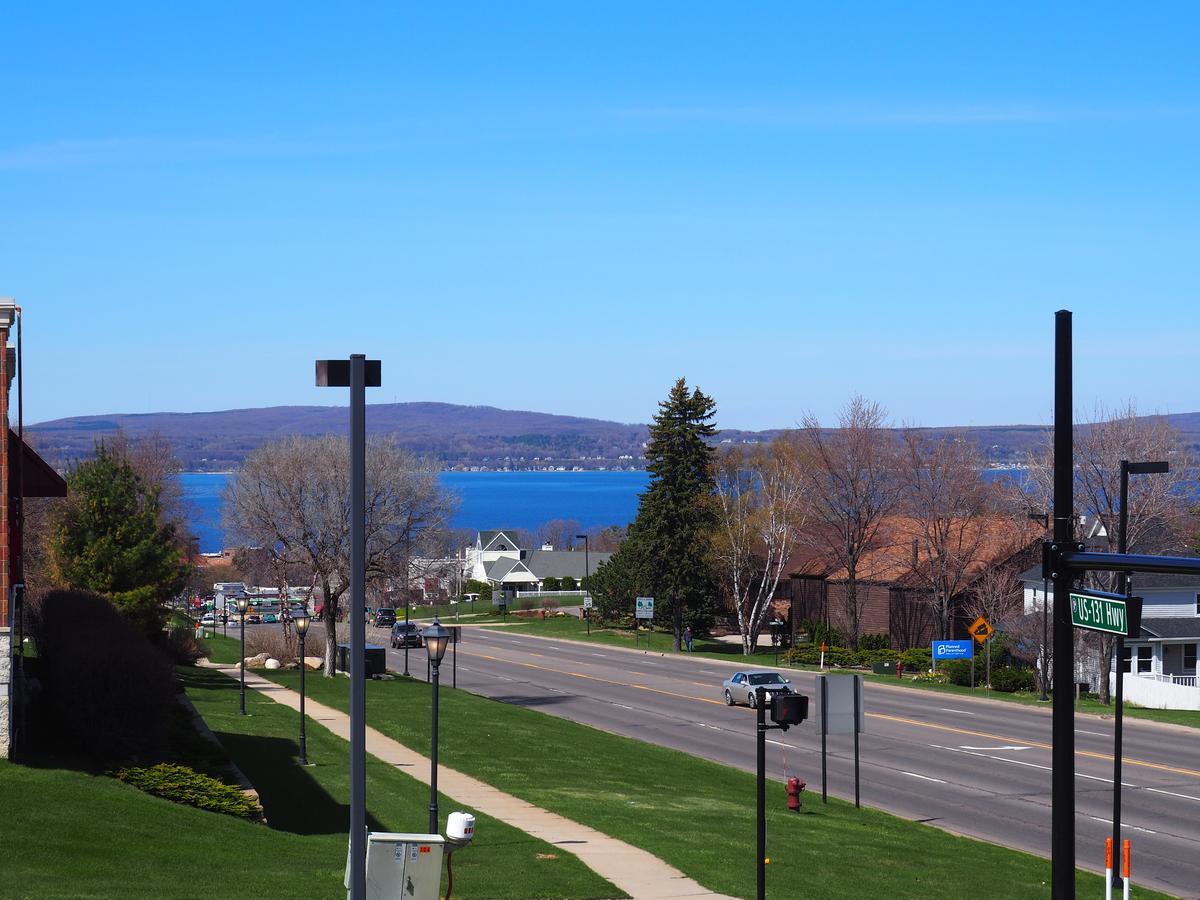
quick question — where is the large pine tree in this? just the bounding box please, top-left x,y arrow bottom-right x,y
50,444 -> 189,640
637,378 -> 720,649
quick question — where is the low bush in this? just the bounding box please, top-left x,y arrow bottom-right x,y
560,576 -> 578,591
990,666 -> 1037,693
161,627 -> 204,665
856,648 -> 899,666
859,633 -> 891,651
900,647 -> 933,671
28,588 -> 175,761
542,598 -> 561,613
911,671 -> 949,684
541,577 -> 561,591
517,597 -> 538,611
939,659 -> 973,686
113,763 -> 261,819
783,646 -> 821,666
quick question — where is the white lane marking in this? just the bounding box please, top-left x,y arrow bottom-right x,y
959,745 -> 1031,752
903,772 -> 947,784
765,739 -> 793,748
1075,729 -> 1106,737
930,744 -> 1137,787
940,708 -> 977,716
613,703 -> 634,711
1145,787 -> 1200,803
1133,826 -> 1159,835
591,653 -> 606,657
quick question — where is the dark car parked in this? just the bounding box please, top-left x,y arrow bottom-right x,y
374,608 -> 397,628
390,622 -> 423,649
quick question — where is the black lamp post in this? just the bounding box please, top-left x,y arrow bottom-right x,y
1111,459 -> 1168,894
424,618 -> 450,834
576,534 -> 590,635
295,614 -> 311,765
237,595 -> 249,715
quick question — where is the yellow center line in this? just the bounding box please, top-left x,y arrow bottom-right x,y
462,647 -> 1200,780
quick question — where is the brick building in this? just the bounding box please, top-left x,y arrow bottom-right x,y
776,515 -> 1042,649
1,300 -> 67,758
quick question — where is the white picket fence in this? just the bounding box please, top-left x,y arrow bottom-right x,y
1113,672 -> 1200,710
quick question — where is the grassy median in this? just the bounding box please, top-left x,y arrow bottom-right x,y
201,635 -> 1169,899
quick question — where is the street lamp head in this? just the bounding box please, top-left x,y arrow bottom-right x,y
236,596 -> 249,613
1128,460 -> 1170,475
424,619 -> 450,665
294,614 -> 311,637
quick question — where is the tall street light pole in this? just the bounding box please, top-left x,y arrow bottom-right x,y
295,613 -> 311,766
424,619 -> 450,834
403,594 -> 411,677
576,534 -> 590,635
316,355 -> 380,900
237,596 -> 249,715
1111,459 -> 1167,895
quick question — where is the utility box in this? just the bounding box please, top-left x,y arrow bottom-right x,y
337,644 -> 388,677
345,832 -> 445,900
872,660 -> 896,676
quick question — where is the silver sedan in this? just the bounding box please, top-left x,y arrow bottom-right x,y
722,670 -> 794,708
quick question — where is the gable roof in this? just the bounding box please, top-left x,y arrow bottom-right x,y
523,549 -> 613,580
10,430 -> 67,498
479,530 -> 521,553
787,515 -> 1043,587
1138,618 -> 1200,640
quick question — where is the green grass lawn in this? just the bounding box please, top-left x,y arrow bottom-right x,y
213,636 -> 1165,899
477,617 -> 1200,730
179,665 -> 621,899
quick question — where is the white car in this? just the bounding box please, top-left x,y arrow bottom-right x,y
199,613 -> 216,626
722,671 -> 795,708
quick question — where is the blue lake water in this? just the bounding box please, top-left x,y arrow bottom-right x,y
181,470 -> 652,553
183,467 -> 1029,554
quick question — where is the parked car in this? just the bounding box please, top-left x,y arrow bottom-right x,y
199,613 -> 216,626
722,671 -> 795,708
263,613 -> 278,624
374,608 -> 397,628
246,614 -> 263,625
390,622 -> 423,649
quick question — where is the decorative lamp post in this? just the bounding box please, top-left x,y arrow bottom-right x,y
576,534 -> 591,635
237,595 -> 250,715
424,618 -> 451,834
295,614 -> 311,765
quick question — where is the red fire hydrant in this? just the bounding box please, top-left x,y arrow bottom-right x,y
786,777 -> 805,812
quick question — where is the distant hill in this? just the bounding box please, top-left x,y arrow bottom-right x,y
26,403 -> 1200,472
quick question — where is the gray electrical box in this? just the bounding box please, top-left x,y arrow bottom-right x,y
345,832 -> 445,900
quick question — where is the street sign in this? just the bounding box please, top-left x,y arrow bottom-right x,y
635,597 -> 654,620
968,616 -> 994,644
583,596 -> 593,610
932,639 -> 974,660
1070,591 -> 1128,636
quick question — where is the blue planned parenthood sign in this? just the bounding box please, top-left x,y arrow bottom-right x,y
932,640 -> 974,660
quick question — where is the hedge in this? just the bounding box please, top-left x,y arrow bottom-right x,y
113,763 -> 261,819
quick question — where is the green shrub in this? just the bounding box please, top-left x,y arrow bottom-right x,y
799,619 -> 844,648
939,659 -> 973,686
541,577 -> 561,591
990,667 -> 1037,693
783,646 -> 821,666
900,647 -> 933,671
823,647 -> 859,668
113,763 -> 261,819
560,576 -> 578,591
859,633 -> 891,651
463,579 -> 493,604
28,588 -> 175,761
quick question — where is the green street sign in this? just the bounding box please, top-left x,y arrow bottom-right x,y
1070,592 -> 1128,636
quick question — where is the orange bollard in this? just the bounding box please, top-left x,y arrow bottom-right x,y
1104,838 -> 1113,900
1122,839 -> 1131,900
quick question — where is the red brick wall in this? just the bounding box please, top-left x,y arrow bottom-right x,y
0,324 -> 9,627
825,582 -> 891,641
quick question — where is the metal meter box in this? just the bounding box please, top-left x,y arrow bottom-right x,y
345,832 -> 445,900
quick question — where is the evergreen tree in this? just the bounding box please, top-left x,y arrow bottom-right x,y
638,378 -> 720,649
50,444 -> 189,640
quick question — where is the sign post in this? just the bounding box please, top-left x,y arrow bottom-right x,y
583,595 -> 593,635
635,597 -> 654,650
968,617 -> 993,690
816,674 -> 864,807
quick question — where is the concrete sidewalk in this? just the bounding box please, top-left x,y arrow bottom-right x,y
201,661 -> 733,900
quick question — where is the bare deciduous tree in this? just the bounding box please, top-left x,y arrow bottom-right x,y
1025,403 -> 1191,702
798,397 -> 902,649
713,437 -> 807,655
901,429 -> 997,640
223,435 -> 455,675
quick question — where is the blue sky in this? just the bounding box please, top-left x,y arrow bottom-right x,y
3,4 -> 1198,430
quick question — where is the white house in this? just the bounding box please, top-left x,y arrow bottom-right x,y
463,530 -> 611,596
1020,565 -> 1200,707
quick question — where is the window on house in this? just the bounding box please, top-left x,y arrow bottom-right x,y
1122,646 -> 1133,673
1137,646 -> 1153,674
1195,593 -> 1200,615
1186,644 -> 1198,673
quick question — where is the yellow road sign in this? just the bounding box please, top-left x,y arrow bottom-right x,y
968,616 -> 994,644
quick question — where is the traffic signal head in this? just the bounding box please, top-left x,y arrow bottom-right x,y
771,693 -> 809,728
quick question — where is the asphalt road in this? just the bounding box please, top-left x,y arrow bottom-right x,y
373,624 -> 1200,897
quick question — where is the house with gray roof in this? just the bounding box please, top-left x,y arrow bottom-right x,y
464,531 -> 611,595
